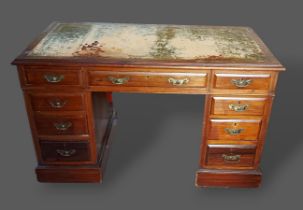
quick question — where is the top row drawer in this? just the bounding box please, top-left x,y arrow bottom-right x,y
20,67 -> 276,93
22,68 -> 82,87
213,71 -> 272,90
88,71 -> 207,88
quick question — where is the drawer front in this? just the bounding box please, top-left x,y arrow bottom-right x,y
213,72 -> 271,90
34,112 -> 88,136
211,96 -> 267,116
24,69 -> 81,86
88,71 -> 208,88
40,141 -> 90,162
208,118 -> 261,140
206,144 -> 256,167
29,93 -> 85,111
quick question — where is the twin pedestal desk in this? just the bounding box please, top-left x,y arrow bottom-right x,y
12,22 -> 285,188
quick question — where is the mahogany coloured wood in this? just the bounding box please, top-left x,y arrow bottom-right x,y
210,70 -> 278,95
213,72 -> 272,90
24,69 -> 82,86
40,141 -> 91,163
205,144 -> 256,168
196,169 -> 262,188
34,111 -> 88,136
208,118 -> 262,140
29,92 -> 85,111
211,96 -> 267,116
11,22 -> 285,188
88,70 -> 208,88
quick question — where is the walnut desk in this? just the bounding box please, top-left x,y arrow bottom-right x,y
12,22 -> 285,188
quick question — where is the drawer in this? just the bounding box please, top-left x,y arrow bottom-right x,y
24,69 -> 81,86
208,118 -> 261,140
34,112 -> 88,136
205,144 -> 256,168
211,96 -> 267,116
40,141 -> 90,162
88,71 -> 208,88
29,93 -> 85,111
213,71 -> 271,90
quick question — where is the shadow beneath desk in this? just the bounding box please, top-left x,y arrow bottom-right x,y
104,93 -> 204,186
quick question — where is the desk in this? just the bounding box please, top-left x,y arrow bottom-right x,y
12,22 -> 285,188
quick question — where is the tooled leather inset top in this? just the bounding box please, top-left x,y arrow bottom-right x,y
29,22 -> 266,62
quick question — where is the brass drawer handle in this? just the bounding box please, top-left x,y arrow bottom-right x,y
228,104 -> 248,112
231,78 -> 252,88
49,99 -> 67,108
225,128 -> 244,135
44,74 -> 65,83
168,78 -> 189,86
108,76 -> 129,85
56,149 -> 76,157
222,154 -> 241,162
54,121 -> 72,131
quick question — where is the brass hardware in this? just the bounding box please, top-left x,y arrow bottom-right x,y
56,149 -> 76,157
53,122 -> 72,131
231,78 -> 252,88
222,154 -> 241,162
225,128 -> 244,135
228,104 -> 248,112
168,78 -> 189,86
44,74 -> 64,83
108,76 -> 129,85
49,99 -> 67,108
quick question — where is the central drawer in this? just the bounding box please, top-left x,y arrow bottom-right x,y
88,71 -> 208,88
208,118 -> 262,140
34,112 -> 88,136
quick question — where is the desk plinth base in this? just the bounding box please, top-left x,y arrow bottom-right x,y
36,164 -> 103,183
35,111 -> 116,183
195,168 -> 262,188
